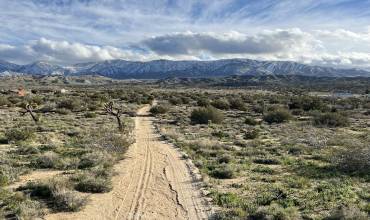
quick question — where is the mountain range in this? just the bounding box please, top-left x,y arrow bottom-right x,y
0,59 -> 369,79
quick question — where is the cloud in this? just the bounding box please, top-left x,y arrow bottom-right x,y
142,29 -> 317,56
0,38 -> 156,65
1,28 -> 370,70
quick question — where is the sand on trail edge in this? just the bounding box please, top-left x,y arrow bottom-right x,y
45,104 -> 213,220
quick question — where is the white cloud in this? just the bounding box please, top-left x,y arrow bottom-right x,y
0,38 -> 158,65
142,29 -> 318,56
0,28 -> 370,70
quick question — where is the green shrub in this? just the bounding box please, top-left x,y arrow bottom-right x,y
57,99 -> 82,111
0,96 -> 10,106
197,98 -> 210,107
253,158 -> 280,165
333,145 -> 370,175
263,109 -> 292,124
78,151 -> 113,169
244,129 -> 259,140
211,99 -> 230,110
210,165 -> 235,179
190,106 -> 224,124
5,127 -> 35,143
55,108 -> 71,115
229,98 -> 247,111
313,112 -> 349,127
0,189 -> 44,219
169,97 -> 183,105
53,190 -> 86,212
252,204 -> 301,220
0,174 -> 8,186
29,96 -> 44,105
255,186 -> 287,206
73,173 -> 112,193
212,192 -> 243,208
245,117 -> 258,126
33,152 -> 62,169
149,105 -> 169,115
289,96 -> 327,112
252,166 -> 275,174
218,154 -> 232,164
20,179 -> 86,212
84,112 -> 97,118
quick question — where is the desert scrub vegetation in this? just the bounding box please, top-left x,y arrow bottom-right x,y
18,179 -> 87,212
0,85 -> 138,217
263,108 -> 292,124
5,127 -> 35,143
190,106 -> 224,124
313,112 -> 350,127
151,88 -> 370,219
149,104 -> 169,115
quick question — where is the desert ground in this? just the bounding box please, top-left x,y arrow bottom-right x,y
0,76 -> 369,220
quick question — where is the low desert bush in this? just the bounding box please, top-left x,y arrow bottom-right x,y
78,151 -> 113,169
78,128 -> 134,154
253,158 -> 280,165
5,127 -> 35,143
0,189 -> 44,219
333,145 -> 370,175
263,109 -> 292,124
55,108 -> 71,115
20,179 -> 86,212
190,106 -> 224,124
73,174 -> 112,193
251,204 -> 301,220
150,105 -> 169,115
325,205 -> 368,220
244,129 -> 259,140
33,151 -> 62,169
313,112 -> 349,127
289,96 -> 327,112
217,154 -> 232,164
210,165 -> 235,179
197,98 -> 210,107
57,99 -> 82,111
0,96 -> 10,106
211,99 -> 230,110
245,117 -> 258,126
229,98 -> 247,111
84,112 -> 97,118
252,166 -> 275,175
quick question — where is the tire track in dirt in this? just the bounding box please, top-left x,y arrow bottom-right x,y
45,104 -> 212,220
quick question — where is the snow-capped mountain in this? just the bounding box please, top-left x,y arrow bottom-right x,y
0,60 -> 20,72
0,59 -> 369,78
16,61 -> 65,75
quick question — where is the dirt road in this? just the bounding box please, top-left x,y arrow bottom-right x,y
47,105 -> 211,220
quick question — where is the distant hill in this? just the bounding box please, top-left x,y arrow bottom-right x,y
157,75 -> 370,93
1,59 -> 369,78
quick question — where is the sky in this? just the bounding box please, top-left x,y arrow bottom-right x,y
0,0 -> 370,69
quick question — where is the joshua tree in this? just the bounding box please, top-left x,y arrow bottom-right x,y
104,102 -> 124,131
21,103 -> 39,123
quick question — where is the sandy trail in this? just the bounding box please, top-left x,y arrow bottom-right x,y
46,105 -> 211,220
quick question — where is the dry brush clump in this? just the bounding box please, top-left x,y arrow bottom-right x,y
150,105 -> 169,115
190,106 -> 224,124
5,127 -> 35,143
313,112 -> 349,127
18,178 -> 87,212
333,144 -> 370,175
263,108 -> 292,124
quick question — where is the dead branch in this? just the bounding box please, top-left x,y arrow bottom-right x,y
104,102 -> 124,131
22,104 -> 39,123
